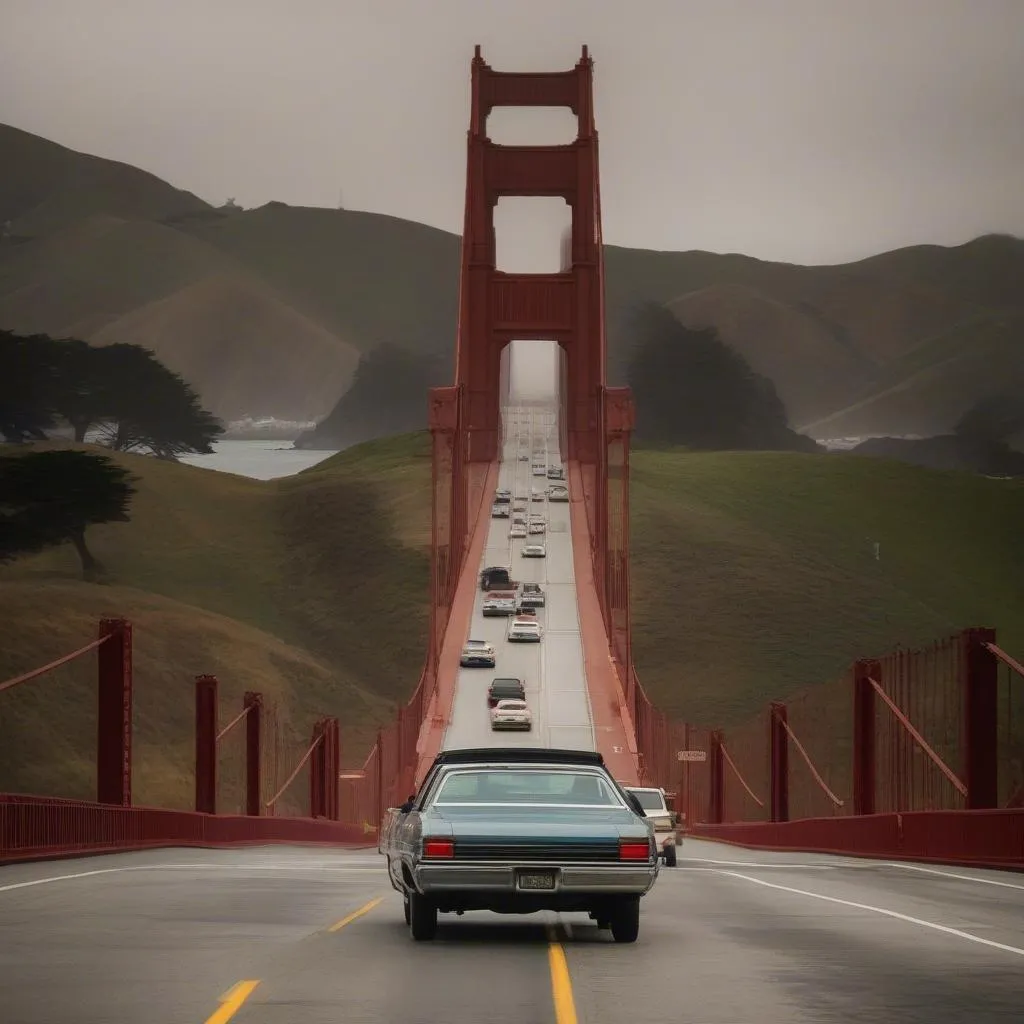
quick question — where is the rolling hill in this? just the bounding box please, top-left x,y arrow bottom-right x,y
0,433 -> 433,806
4,434 -> 1024,804
2,121 -> 1022,436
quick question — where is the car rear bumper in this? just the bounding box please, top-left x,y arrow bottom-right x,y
414,861 -> 657,896
491,720 -> 532,730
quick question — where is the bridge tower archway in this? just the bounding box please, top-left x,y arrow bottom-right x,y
454,45 -> 606,469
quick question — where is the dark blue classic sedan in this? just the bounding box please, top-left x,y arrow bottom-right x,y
379,748 -> 659,942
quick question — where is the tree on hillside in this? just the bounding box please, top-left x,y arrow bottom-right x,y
92,344 -> 223,457
0,332 -> 223,455
625,302 -> 818,452
0,331 -> 60,441
954,393 -> 1024,445
0,450 -> 135,579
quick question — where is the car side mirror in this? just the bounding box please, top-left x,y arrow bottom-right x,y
399,798 -> 415,814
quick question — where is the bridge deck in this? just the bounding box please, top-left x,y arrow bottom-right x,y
443,405 -> 596,752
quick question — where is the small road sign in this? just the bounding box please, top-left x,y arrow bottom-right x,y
676,750 -> 707,763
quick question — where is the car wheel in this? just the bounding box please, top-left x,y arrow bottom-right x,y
609,896 -> 640,943
663,844 -> 677,868
408,890 -> 437,941
403,894 -> 411,925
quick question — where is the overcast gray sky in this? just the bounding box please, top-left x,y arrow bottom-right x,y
2,0 -> 1022,268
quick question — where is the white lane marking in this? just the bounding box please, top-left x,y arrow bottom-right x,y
0,861 -> 386,893
719,870 -> 1024,958
679,862 -> 839,870
889,862 -> 1024,891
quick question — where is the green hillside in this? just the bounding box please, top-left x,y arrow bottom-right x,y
0,434 -> 433,805
629,449 -> 1024,725
5,432 -> 1023,804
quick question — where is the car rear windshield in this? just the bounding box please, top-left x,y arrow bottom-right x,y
490,683 -> 523,696
434,769 -> 622,806
630,789 -> 667,811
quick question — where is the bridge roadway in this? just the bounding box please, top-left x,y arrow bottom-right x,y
4,404 -> 1022,1020
444,404 -> 596,752
2,840 -> 1022,1022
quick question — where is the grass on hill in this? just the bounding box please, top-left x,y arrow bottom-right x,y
5,431 -> 1024,803
629,448 -> 1024,726
0,433 -> 433,806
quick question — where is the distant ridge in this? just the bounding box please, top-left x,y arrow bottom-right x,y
2,122 -> 1022,435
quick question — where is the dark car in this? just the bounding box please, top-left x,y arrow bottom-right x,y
378,747 -> 659,943
480,566 -> 515,591
487,677 -> 525,707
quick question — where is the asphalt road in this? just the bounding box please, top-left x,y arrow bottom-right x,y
2,840 -> 1022,1023
444,405 -> 595,753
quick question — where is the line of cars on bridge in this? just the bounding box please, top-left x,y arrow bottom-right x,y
381,421 -> 681,942
461,565 -> 545,732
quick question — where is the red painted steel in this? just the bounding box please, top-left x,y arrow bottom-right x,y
96,619 -> 132,807
690,809 -> 1024,869
243,691 -> 262,817
0,794 -> 370,865
194,675 -> 218,815
769,702 -> 789,823
456,46 -> 606,467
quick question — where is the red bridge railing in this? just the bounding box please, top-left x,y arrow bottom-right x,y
630,627 -> 1024,867
0,619 -> 366,863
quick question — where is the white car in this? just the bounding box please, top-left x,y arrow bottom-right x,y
490,698 -> 532,731
509,524 -> 527,539
528,522 -> 546,535
482,591 -> 517,616
521,543 -> 546,558
624,786 -> 680,866
507,619 -> 543,643
491,504 -> 510,518
532,466 -> 547,477
547,485 -> 569,502
460,640 -> 496,668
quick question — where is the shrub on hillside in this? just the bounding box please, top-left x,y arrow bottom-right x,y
296,344 -> 448,449
625,302 -> 819,452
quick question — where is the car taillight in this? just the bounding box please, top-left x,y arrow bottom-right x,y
423,837 -> 455,858
619,840 -> 651,861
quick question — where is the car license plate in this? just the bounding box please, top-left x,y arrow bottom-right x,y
518,871 -> 556,890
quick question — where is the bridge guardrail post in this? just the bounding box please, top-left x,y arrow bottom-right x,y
194,675 -> 218,814
709,730 -> 725,824
963,627 -> 998,809
326,718 -> 340,821
96,618 -> 133,807
769,702 -> 789,823
853,659 -> 879,815
243,691 -> 262,816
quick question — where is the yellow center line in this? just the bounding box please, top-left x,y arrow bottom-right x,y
328,896 -> 384,932
548,940 -> 578,1024
205,980 -> 260,1024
